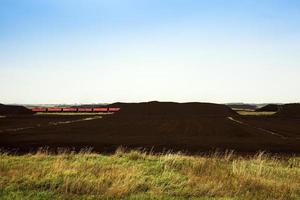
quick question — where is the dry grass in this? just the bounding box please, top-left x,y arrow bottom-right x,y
0,149 -> 299,200
237,110 -> 276,116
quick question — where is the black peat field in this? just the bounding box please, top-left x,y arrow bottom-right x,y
0,102 -> 299,200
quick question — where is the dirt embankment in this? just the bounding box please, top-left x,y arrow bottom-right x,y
0,104 -> 33,115
256,104 -> 279,112
110,101 -> 237,118
277,104 -> 300,118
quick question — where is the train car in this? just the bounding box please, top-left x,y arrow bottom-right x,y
31,108 -> 47,112
108,107 -> 121,112
62,108 -> 78,112
47,107 -> 62,112
31,107 -> 120,113
93,108 -> 108,112
78,108 -> 93,112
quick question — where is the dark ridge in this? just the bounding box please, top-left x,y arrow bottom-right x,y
277,103 -> 300,118
109,101 -> 237,118
227,103 -> 257,110
71,104 -> 107,108
256,104 -> 279,112
0,104 -> 33,115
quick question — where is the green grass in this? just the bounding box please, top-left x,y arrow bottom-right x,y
0,149 -> 299,200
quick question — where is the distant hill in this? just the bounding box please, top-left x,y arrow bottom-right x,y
0,104 -> 33,115
227,103 -> 257,110
71,104 -> 108,108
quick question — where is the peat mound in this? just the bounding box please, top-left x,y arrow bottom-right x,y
0,104 -> 33,115
277,103 -> 300,118
256,104 -> 279,112
110,101 -> 236,118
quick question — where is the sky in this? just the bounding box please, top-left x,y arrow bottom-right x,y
0,0 -> 300,104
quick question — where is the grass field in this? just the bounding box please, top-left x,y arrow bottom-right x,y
0,149 -> 299,200
236,110 -> 276,116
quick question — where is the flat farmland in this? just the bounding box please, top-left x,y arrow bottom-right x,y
0,114 -> 103,131
1,113 -> 299,153
238,116 -> 300,139
1,102 -> 300,153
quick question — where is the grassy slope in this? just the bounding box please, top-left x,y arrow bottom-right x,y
0,150 -> 299,200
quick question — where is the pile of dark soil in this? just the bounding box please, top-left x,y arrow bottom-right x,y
110,101 -> 237,118
277,104 -> 300,117
0,104 -> 33,115
256,104 -> 279,112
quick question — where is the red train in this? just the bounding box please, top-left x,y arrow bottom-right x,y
31,107 -> 120,113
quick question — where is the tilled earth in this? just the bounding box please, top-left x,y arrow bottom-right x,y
0,113 -> 299,153
1,102 -> 300,153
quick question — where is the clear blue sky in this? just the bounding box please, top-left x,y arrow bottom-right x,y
1,0 -> 299,104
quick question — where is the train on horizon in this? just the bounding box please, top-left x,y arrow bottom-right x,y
31,107 -> 120,113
